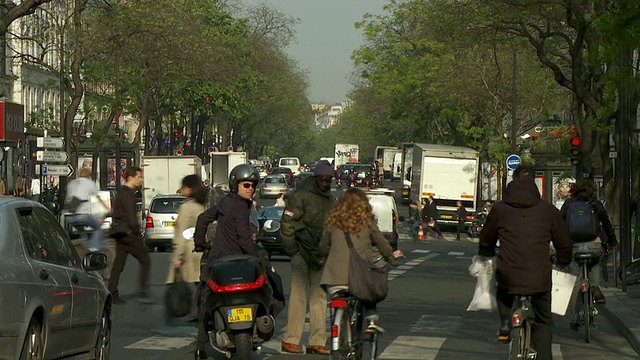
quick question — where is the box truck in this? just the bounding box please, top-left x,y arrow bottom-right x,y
141,155 -> 202,211
210,152 -> 248,186
374,146 -> 400,179
334,144 -> 359,169
409,143 -> 479,224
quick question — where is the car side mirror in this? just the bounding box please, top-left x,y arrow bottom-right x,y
83,252 -> 108,271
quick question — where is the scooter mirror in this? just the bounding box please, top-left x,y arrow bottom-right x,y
263,219 -> 281,232
182,227 -> 196,240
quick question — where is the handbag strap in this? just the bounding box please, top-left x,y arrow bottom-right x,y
345,232 -> 355,249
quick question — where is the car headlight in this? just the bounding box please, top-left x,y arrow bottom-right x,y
263,219 -> 281,233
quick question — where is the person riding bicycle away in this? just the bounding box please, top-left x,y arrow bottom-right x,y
560,179 -> 617,307
320,188 -> 404,332
479,165 -> 572,360
192,164 -> 261,360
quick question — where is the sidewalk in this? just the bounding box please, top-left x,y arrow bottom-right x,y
601,285 -> 640,356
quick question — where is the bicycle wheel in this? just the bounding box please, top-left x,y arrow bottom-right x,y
508,327 -> 525,360
583,291 -> 591,343
361,331 -> 378,360
331,310 -> 351,360
623,259 -> 640,285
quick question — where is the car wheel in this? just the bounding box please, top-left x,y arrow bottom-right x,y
94,307 -> 111,360
19,319 -> 43,360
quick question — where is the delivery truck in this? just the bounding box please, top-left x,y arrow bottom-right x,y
210,152 -> 248,186
374,146 -> 400,179
141,155 -> 202,212
409,143 -> 479,224
334,144 -> 359,169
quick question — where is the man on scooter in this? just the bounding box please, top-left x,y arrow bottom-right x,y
192,164 -> 284,359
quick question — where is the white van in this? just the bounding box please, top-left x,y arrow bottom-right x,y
279,157 -> 301,176
366,188 -> 402,250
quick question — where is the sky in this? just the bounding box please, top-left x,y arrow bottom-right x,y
240,0 -> 389,103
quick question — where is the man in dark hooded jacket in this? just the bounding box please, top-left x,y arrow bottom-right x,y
479,165 -> 572,360
279,160 -> 335,355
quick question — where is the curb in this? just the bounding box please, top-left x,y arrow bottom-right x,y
600,291 -> 640,356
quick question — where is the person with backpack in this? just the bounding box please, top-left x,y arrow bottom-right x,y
560,179 -> 617,306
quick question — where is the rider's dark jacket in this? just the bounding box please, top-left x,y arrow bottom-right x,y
479,178 -> 573,294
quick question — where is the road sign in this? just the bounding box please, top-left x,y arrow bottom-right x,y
42,164 -> 74,177
36,137 -> 65,149
176,150 -> 183,156
36,150 -> 69,162
505,154 -> 521,171
208,146 -> 215,153
227,146 -> 234,151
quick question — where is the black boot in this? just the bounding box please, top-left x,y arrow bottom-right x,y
592,286 -> 606,304
497,320 -> 511,343
194,349 -> 207,359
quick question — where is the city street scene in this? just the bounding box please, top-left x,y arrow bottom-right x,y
0,0 -> 640,360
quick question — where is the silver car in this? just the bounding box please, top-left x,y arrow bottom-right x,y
144,194 -> 185,252
260,175 -> 289,199
0,197 -> 111,360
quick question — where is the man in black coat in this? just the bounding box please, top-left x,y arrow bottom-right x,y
479,165 -> 572,360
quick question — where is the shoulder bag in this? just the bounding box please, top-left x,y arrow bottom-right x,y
165,267 -> 193,318
346,232 -> 388,303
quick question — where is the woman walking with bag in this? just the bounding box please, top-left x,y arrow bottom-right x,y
320,188 -> 403,330
165,175 -> 207,325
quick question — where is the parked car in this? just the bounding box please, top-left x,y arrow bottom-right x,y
0,197 -> 111,360
366,189 -> 403,250
260,175 -> 290,199
254,206 -> 286,258
144,194 -> 186,252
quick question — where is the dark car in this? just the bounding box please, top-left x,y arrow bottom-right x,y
293,171 -> 314,188
254,206 -> 286,258
352,164 -> 376,188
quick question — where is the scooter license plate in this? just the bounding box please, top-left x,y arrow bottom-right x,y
227,307 -> 253,323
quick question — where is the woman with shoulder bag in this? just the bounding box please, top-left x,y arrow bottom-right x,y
319,188 -> 403,330
165,175 -> 207,325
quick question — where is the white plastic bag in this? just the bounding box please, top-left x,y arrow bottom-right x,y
551,269 -> 577,316
467,255 -> 497,312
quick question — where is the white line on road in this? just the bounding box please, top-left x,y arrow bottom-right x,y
379,336 -> 446,360
448,251 -> 465,256
412,249 -> 431,254
419,254 -> 440,261
124,336 -> 193,350
397,265 -> 413,270
552,344 -> 563,360
389,269 -> 407,275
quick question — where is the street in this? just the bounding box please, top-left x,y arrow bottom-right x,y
106,182 -> 639,359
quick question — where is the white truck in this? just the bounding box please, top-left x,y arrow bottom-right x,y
409,143 -> 479,224
374,146 -> 400,179
392,151 -> 403,180
141,155 -> 202,212
210,152 -> 248,186
334,144 -> 359,169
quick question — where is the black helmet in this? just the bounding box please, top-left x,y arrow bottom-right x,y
229,164 -> 259,193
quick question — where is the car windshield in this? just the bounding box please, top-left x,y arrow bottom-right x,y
272,168 -> 291,174
265,177 -> 285,184
258,207 -> 285,220
353,165 -> 371,174
150,197 -> 184,213
280,159 -> 298,165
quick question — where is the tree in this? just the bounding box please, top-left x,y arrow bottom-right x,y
0,0 -> 53,36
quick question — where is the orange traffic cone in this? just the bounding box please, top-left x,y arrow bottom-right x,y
417,226 -> 425,241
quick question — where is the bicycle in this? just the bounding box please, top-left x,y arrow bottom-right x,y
329,289 -> 380,360
508,295 -> 537,360
573,252 -> 600,343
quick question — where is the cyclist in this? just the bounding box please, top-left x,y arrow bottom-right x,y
320,188 -> 404,331
479,165 -> 572,360
560,179 -> 617,308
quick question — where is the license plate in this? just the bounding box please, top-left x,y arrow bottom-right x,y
441,215 -> 453,219
227,307 -> 253,323
164,221 -> 175,227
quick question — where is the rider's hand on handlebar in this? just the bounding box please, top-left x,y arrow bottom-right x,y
393,250 -> 404,259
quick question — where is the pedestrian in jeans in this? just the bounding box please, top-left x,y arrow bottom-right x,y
108,167 -> 151,304
65,168 -> 109,251
280,160 -> 335,355
479,165 -> 572,360
560,180 -> 617,311
455,200 -> 468,241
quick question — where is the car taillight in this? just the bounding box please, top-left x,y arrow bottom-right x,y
262,184 -> 267,188
466,215 -> 475,220
331,299 -> 348,308
145,216 -> 154,228
207,274 -> 266,293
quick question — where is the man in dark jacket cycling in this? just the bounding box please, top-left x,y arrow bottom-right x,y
479,165 -> 572,360
279,160 -> 335,355
192,164 -> 260,359
560,179 -> 617,307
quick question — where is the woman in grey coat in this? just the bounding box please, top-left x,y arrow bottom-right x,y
320,188 -> 403,328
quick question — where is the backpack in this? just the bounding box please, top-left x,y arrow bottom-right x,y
566,200 -> 599,242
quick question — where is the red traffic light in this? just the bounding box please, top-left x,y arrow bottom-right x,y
570,137 -> 581,147
174,131 -> 179,137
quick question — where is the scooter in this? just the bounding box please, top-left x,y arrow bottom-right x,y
469,212 -> 486,238
202,254 -> 276,359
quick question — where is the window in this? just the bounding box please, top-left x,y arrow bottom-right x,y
265,177 -> 285,184
150,197 -> 185,213
19,207 -> 79,267
280,159 -> 299,166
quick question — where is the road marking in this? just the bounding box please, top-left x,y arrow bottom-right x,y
412,249 -> 431,254
389,269 -> 407,275
397,265 -> 413,270
398,234 -> 411,240
379,336 -> 446,359
552,344 -> 563,360
448,251 -> 464,256
124,336 -> 193,350
419,254 -> 440,261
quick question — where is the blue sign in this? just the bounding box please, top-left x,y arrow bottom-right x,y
506,154 -> 521,171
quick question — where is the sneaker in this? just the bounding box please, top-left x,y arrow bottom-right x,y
281,341 -> 303,354
592,286 -> 606,304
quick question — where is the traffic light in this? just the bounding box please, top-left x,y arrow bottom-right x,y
173,131 -> 181,142
570,137 -> 581,166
